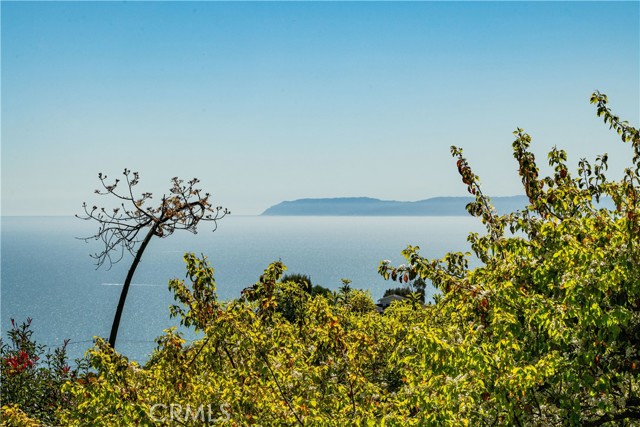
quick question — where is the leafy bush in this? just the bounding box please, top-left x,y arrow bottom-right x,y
7,92 -> 640,426
280,273 -> 333,298
59,255 -> 408,426
378,91 -> 640,425
1,318 -> 86,426
310,284 -> 333,299
282,273 -> 314,293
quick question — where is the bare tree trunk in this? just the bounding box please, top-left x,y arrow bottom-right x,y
108,222 -> 159,348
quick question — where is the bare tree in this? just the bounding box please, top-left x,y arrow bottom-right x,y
77,169 -> 229,349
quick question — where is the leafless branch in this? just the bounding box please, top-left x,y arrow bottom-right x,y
76,170 -> 229,269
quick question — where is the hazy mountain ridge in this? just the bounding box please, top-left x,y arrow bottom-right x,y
261,196 -> 530,216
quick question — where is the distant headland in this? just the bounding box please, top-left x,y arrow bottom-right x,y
261,196 -> 529,216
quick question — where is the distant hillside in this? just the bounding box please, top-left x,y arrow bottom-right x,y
261,196 -> 529,216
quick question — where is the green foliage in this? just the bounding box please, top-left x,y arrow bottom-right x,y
310,284 -> 333,299
7,92 -> 640,426
279,272 -> 332,299
58,255 -> 408,426
376,93 -> 640,425
1,319 -> 86,426
339,278 -> 352,295
274,279 -> 311,324
282,273 -> 314,293
169,253 -> 219,332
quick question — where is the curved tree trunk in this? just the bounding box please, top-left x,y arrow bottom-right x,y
108,222 -> 159,348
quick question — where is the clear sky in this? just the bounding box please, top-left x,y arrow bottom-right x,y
2,1 -> 638,216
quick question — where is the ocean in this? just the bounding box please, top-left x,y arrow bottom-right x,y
1,215 -> 485,362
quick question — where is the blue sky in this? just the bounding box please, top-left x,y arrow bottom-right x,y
2,1 -> 638,215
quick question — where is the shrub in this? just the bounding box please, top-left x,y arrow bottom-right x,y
1,319 -> 86,426
11,91 -> 640,426
378,91 -> 640,425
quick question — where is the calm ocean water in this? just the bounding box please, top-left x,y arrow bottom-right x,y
1,215 -> 484,362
